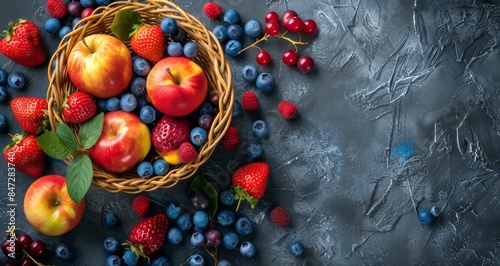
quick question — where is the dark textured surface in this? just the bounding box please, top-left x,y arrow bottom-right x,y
1,0 -> 500,265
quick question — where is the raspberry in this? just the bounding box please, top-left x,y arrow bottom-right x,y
222,125 -> 240,150
178,142 -> 197,163
203,2 -> 222,20
46,0 -> 67,18
132,195 -> 150,217
270,206 -> 290,227
277,100 -> 298,120
241,91 -> 259,111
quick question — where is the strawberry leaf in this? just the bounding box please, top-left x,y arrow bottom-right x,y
37,131 -> 76,159
79,112 -> 104,150
55,123 -> 79,150
110,9 -> 142,42
188,175 -> 218,219
66,154 -> 93,204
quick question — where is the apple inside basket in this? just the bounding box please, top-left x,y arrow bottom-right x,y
45,0 -> 233,196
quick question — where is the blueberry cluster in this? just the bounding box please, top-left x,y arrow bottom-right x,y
0,68 -> 28,131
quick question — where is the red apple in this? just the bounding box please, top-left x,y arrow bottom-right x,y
88,110 -> 151,173
24,175 -> 85,236
67,34 -> 133,98
146,56 -> 208,117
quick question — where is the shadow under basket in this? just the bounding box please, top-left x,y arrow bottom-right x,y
46,0 -> 234,194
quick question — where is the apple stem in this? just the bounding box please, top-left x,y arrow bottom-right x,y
82,38 -> 92,53
166,68 -> 179,85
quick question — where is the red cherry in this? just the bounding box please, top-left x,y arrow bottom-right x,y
297,56 -> 315,74
21,258 -> 34,266
256,50 -> 271,66
282,50 -> 298,66
81,8 -> 94,19
284,16 -> 303,32
265,21 -> 280,36
17,234 -> 33,250
265,11 -> 279,23
29,240 -> 47,257
2,239 -> 22,257
281,10 -> 298,26
302,19 -> 317,34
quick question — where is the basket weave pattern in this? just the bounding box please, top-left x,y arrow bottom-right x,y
46,0 -> 234,193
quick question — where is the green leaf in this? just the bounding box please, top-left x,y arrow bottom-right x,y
79,112 -> 104,150
37,131 -> 76,159
55,123 -> 79,150
189,175 -> 218,219
66,154 -> 93,204
110,9 -> 142,41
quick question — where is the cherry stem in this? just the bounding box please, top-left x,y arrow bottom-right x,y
238,32 -> 308,55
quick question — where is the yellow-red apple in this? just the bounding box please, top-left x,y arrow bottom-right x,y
87,110 -> 151,173
67,34 -> 133,98
146,56 -> 208,117
24,175 -> 85,236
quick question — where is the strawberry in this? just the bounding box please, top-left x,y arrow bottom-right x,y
203,2 -> 222,20
241,91 -> 259,111
270,206 -> 290,227
0,19 -> 47,67
277,100 -> 298,120
178,142 -> 197,163
151,115 -> 191,159
231,161 -> 269,210
10,97 -> 48,135
222,125 -> 240,150
62,91 -> 97,124
130,25 -> 166,63
3,133 -> 45,177
46,0 -> 68,19
132,195 -> 150,217
127,213 -> 168,260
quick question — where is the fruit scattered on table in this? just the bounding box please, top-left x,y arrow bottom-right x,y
270,206 -> 291,227
241,91 -> 259,111
289,241 -> 305,256
46,0 -> 67,18
221,125 -> 241,150
126,213 -> 168,261
232,162 -> 270,210
132,195 -> 151,217
203,2 -> 222,20
277,100 -> 298,120
0,19 -> 47,67
10,96 -> 47,135
7,71 -> 26,90
3,133 -> 46,177
239,241 -> 256,258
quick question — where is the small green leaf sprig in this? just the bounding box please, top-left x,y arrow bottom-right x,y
37,113 -> 104,204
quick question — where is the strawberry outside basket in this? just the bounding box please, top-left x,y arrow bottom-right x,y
45,0 -> 234,193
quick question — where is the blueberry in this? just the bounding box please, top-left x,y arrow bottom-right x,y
241,64 -> 259,82
129,76 -> 147,98
190,127 -> 207,147
244,19 -> 262,38
160,18 -> 177,34
96,98 -> 107,112
151,255 -> 172,266
58,25 -> 72,39
212,25 -> 228,43
223,9 -> 240,24
197,102 -> 214,116
137,161 -> 153,178
232,101 -> 242,117
171,27 -> 188,43
190,232 -> 205,247
193,210 -> 209,228
120,93 -> 137,112
0,68 -> 7,85
133,57 -> 152,76
0,114 -> 6,132
104,212 -> 120,227
139,105 -> 156,124
219,190 -> 235,206
218,260 -> 231,266
246,142 -> 264,159
217,209 -> 235,227
183,41 -> 199,59
167,227 -> 183,245
103,236 -> 120,254
72,17 -> 82,29
225,40 -> 242,57
105,255 -> 122,266
191,191 -> 209,210
222,231 -> 239,250
189,253 -> 205,266
96,0 -> 111,5
0,86 -> 8,103
418,209 -> 435,225
239,241 -> 256,258
106,97 -> 120,111
167,42 -> 183,56
55,243 -> 73,260
80,0 -> 95,8
177,213 -> 192,230
198,114 -> 214,129
235,217 -> 253,235
430,206 -> 441,217
122,250 -> 138,266
166,203 -> 181,219
255,72 -> 276,92
45,18 -> 62,35
227,24 -> 243,40
289,241 -> 304,256
153,159 -> 169,176
252,119 -> 268,138
7,72 -> 25,90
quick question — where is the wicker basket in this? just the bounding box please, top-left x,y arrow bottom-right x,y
46,0 -> 234,194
